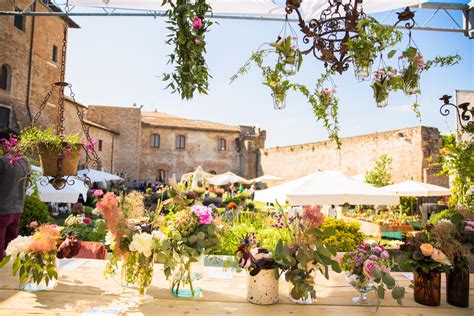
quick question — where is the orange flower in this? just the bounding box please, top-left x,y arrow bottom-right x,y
419,243 -> 434,256
29,224 -> 60,253
228,202 -> 237,209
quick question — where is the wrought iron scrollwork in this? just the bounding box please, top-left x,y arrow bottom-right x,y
439,95 -> 474,131
394,7 -> 416,30
285,0 -> 365,74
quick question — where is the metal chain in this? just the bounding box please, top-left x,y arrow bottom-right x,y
31,84 -> 55,125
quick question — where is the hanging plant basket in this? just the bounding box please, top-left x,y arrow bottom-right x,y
353,57 -> 373,81
401,72 -> 421,95
38,143 -> 81,177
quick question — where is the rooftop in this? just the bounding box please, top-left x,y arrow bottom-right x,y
141,111 -> 241,133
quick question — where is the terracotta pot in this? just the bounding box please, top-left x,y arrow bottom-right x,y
38,143 -> 80,177
247,268 -> 279,305
414,270 -> 441,306
447,265 -> 470,308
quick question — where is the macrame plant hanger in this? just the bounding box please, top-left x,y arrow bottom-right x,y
31,10 -> 100,190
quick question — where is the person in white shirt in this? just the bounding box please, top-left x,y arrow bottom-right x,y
328,204 -> 337,219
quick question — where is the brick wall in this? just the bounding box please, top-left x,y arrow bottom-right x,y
259,126 -> 448,186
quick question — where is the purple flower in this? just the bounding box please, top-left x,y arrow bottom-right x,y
369,255 -> 378,261
380,251 -> 389,260
191,205 -> 213,224
372,246 -> 382,254
465,221 -> 474,228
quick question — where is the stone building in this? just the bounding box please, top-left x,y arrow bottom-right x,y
0,0 -> 79,130
258,126 -> 448,187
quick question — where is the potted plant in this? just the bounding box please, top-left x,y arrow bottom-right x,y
340,242 -> 405,308
0,224 -> 60,292
346,17 -> 402,81
400,232 -> 452,306
430,212 -> 473,307
370,66 -> 402,108
272,205 -> 341,304
272,36 -> 303,76
235,234 -> 280,305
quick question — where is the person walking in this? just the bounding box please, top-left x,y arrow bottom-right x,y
0,129 -> 31,259
328,204 -> 337,219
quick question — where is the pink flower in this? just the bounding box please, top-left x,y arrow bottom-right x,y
465,226 -> 474,232
291,35 -> 298,40
372,246 -> 382,254
465,221 -> 474,228
398,55 -> 404,60
369,255 -> 378,261
191,205 -> 213,224
29,221 -> 38,229
82,217 -> 92,224
392,68 -> 398,74
380,250 -> 389,260
93,190 -> 104,197
290,44 -> 298,50
85,139 -> 97,151
194,38 -> 200,45
331,88 -> 337,94
379,70 -> 385,76
192,16 -> 203,29
363,260 -> 380,279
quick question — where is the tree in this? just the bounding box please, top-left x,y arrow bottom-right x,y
365,154 -> 393,187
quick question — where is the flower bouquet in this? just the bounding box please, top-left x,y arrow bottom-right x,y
340,243 -> 405,307
164,204 -> 220,297
0,224 -> 60,291
400,232 -> 452,306
272,35 -> 303,76
317,88 -> 337,109
273,205 -> 341,304
236,234 -> 280,305
370,66 -> 402,108
399,47 -> 424,95
97,192 -> 165,300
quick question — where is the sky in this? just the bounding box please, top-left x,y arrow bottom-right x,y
65,3 -> 474,148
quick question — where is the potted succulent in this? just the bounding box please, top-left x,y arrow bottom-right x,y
236,234 -> 280,305
370,66 -> 402,108
272,35 -> 303,76
400,232 -> 452,306
340,242 -> 405,308
272,205 -> 341,304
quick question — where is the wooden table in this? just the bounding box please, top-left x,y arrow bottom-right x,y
0,259 -> 473,315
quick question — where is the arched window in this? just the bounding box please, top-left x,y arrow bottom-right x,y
176,135 -> 185,149
157,169 -> 165,182
150,134 -> 160,148
218,138 -> 226,151
0,64 -> 11,91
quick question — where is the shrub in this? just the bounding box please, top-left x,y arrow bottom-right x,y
428,208 -> 457,225
83,206 -> 94,217
247,203 -> 255,211
320,218 -> 365,252
20,195 -> 52,235
223,197 -> 241,205
235,191 -> 251,201
203,197 -> 223,207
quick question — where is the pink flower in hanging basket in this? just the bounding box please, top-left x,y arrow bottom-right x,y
194,38 -> 201,45
192,16 -> 203,29
85,139 -> 97,151
290,44 -> 298,50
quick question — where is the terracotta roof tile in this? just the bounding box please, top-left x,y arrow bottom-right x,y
141,112 -> 241,133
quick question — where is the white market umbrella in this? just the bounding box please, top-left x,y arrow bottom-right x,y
181,166 -> 213,190
251,175 -> 283,183
262,170 -> 399,205
381,180 -> 451,197
352,174 -> 366,183
254,173 -> 313,204
207,172 -> 250,186
77,169 -> 122,183
29,166 -> 88,203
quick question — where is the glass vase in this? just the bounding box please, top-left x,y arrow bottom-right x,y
446,265 -> 469,308
19,257 -> 58,292
121,252 -> 154,303
247,268 -> 279,305
345,273 -> 375,305
171,255 -> 204,298
272,93 -> 286,110
402,73 -> 420,95
414,270 -> 441,306
353,59 -> 372,81
374,91 -> 389,108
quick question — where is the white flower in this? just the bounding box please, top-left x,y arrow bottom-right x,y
151,230 -> 165,240
105,231 -> 115,246
129,232 -> 154,257
5,236 -> 32,258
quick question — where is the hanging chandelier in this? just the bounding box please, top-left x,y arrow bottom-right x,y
285,0 -> 366,74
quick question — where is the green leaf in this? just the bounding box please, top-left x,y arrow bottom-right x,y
382,273 -> 396,288
12,257 -> 21,276
451,213 -> 464,225
391,286 -> 405,302
0,255 -> 11,268
387,50 -> 397,59
371,267 -> 382,280
377,285 -> 385,299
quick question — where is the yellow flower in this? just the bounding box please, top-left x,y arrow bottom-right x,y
432,249 -> 451,266
420,243 -> 434,256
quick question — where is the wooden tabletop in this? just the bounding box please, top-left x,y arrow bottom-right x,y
0,259 -> 473,315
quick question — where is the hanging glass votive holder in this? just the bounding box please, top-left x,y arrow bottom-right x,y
272,93 -> 287,110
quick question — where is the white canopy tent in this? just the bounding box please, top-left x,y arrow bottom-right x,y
351,174 -> 366,183
77,169 -> 123,183
255,170 -> 399,205
69,0 -> 427,19
381,180 -> 451,197
251,175 -> 283,183
207,171 -> 250,186
180,166 -> 214,189
29,166 -> 88,203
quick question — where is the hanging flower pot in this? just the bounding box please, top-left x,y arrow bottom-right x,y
272,92 -> 287,110
273,36 -> 302,77
38,143 -> 81,177
399,47 -> 424,95
370,66 -> 400,109
353,57 -> 373,81
413,269 -> 441,306
446,262 -> 470,308
247,268 -> 279,305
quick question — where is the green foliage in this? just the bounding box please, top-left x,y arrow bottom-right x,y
440,139 -> 474,208
234,191 -> 250,201
370,66 -> 402,105
347,16 -> 402,67
428,208 -> 457,225
20,126 -> 81,158
320,218 -> 365,252
162,0 -> 212,100
399,196 -> 418,215
272,36 -> 303,71
365,154 -> 393,187
62,215 -> 108,242
223,196 -> 241,205
20,195 -> 52,236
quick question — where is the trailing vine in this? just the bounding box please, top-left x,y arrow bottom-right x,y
230,38 -> 341,148
162,0 -> 212,100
